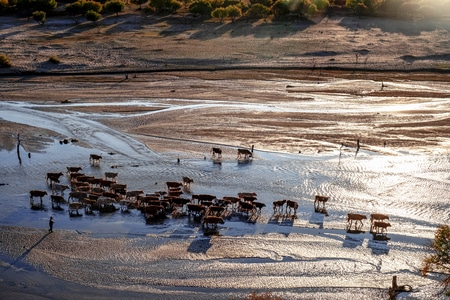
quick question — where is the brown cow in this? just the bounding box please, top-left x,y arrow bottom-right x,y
237,148 -> 253,159
202,216 -> 224,229
46,172 -> 63,186
314,195 -> 329,213
52,183 -> 70,195
222,196 -> 240,211
273,200 -> 286,216
126,190 -> 144,200
50,195 -> 65,209
373,221 -> 391,235
69,191 -> 87,202
182,176 -> 194,188
253,201 -> 266,214
29,190 -> 48,209
67,166 -> 83,174
206,205 -> 225,217
171,197 -> 191,213
166,181 -> 182,191
238,201 -> 255,215
144,205 -> 166,221
105,172 -> 118,181
346,213 -> 367,231
187,203 -> 205,218
286,200 -> 299,217
370,213 -> 389,233
68,202 -> 83,216
89,154 -> 102,165
211,147 -> 222,158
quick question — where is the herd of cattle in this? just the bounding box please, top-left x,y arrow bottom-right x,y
28,153 -> 391,236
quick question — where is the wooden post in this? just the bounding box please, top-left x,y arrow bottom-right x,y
389,275 -> 398,300
16,134 -> 22,164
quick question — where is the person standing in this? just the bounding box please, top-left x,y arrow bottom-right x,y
49,217 -> 54,233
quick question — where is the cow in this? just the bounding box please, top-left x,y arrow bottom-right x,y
46,172 -> 63,186
253,201 -> 266,214
238,192 -> 257,199
144,205 -> 166,222
52,184 -> 70,196
202,216 -> 224,229
211,147 -> 222,158
68,202 -> 83,216
182,176 -> 194,188
237,148 -> 253,159
105,172 -> 118,182
187,203 -> 205,219
346,213 -> 367,231
69,191 -> 87,202
166,181 -> 182,191
110,183 -> 127,195
50,195 -> 65,209
238,201 -> 255,215
89,154 -> 102,165
273,200 -> 286,216
67,166 -> 82,174
206,205 -> 225,217
373,221 -> 391,235
222,196 -> 240,211
314,195 -> 329,213
29,190 -> 48,209
370,213 -> 389,233
286,200 -> 299,218
126,190 -> 144,200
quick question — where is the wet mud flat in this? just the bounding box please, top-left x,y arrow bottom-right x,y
1,72 -> 450,299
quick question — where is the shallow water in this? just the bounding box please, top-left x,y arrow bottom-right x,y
0,79 -> 449,299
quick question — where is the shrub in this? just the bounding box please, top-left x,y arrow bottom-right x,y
0,53 -> 12,67
48,55 -> 61,64
422,225 -> 450,294
243,292 -> 282,300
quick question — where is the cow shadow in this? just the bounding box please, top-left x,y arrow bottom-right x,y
343,234 -> 364,249
187,238 -> 212,254
368,239 -> 390,255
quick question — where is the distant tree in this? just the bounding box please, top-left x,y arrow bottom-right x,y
83,0 -> 102,13
189,0 -> 212,16
85,8 -> 101,26
246,3 -> 271,19
307,2 -> 317,15
226,4 -> 241,21
422,225 -> 450,296
223,0 -> 239,6
333,0 -> 346,7
313,0 -> 328,10
142,4 -> 155,16
65,0 -> 85,23
0,0 -> 9,13
16,0 -> 57,19
209,0 -> 224,9
290,0 -> 310,18
211,6 -> 227,22
131,0 -> 147,9
0,53 -> 12,68
104,0 -> 124,16
34,0 -> 56,11
271,0 -> 290,18
150,0 -> 181,13
32,10 -> 46,24
397,1 -> 419,18
346,0 -> 381,15
419,5 -> 439,19
250,0 -> 272,7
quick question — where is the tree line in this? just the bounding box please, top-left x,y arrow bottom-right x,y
0,0 -> 448,26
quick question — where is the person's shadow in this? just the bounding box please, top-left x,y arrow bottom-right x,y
2,232 -> 50,272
